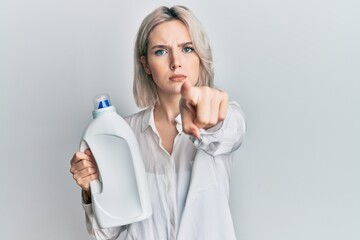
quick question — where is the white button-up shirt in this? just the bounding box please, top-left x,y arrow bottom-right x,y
82,101 -> 246,240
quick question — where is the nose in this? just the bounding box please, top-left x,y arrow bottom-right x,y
170,51 -> 181,70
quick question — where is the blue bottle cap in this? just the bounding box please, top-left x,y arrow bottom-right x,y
93,94 -> 112,110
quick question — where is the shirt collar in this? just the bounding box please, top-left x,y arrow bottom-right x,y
141,106 -> 183,133
141,106 -> 154,132
175,114 -> 183,133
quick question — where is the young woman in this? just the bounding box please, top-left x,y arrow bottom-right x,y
70,5 -> 245,240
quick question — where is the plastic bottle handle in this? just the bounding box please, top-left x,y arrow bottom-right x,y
90,179 -> 101,194
80,140 -> 102,194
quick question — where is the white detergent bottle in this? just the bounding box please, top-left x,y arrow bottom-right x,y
79,93 -> 152,228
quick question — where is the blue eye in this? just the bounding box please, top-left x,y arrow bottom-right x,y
183,47 -> 194,53
155,49 -> 167,56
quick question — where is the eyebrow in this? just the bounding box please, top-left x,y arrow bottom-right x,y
150,42 -> 193,50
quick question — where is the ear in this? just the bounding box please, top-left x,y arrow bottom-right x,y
140,56 -> 152,75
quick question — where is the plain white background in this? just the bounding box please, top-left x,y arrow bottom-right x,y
1,0 -> 359,239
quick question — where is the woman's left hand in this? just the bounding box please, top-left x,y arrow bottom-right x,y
180,80 -> 228,139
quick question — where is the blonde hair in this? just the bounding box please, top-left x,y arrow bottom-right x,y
133,5 -> 214,108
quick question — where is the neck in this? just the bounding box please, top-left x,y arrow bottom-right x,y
154,94 -> 181,123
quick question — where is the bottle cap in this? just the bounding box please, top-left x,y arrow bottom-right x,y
93,93 -> 112,110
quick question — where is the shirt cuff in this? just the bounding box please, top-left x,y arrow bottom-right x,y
190,120 -> 224,148
189,101 -> 246,155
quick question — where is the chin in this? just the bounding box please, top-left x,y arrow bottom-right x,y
169,85 -> 182,95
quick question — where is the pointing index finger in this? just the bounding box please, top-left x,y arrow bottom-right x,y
180,81 -> 200,105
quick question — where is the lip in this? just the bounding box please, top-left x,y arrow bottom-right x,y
169,74 -> 187,82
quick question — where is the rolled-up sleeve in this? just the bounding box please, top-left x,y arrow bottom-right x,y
82,203 -> 126,240
191,101 -> 246,156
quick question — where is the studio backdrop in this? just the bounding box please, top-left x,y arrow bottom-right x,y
0,0 -> 359,239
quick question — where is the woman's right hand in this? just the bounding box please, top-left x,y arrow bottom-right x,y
70,149 -> 99,193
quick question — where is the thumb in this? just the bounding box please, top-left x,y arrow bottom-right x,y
85,149 -> 93,156
180,81 -> 199,105
181,99 -> 201,139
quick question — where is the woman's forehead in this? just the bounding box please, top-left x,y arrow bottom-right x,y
148,20 -> 191,46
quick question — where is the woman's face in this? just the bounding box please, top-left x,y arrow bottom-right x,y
142,20 -> 200,98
